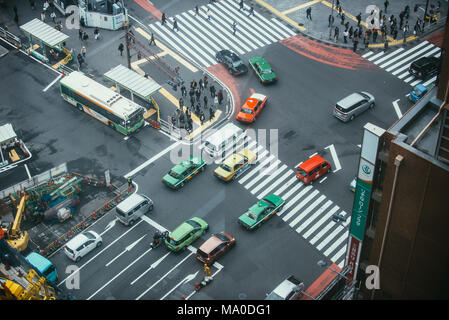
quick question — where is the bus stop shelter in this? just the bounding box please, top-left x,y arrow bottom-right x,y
19,18 -> 69,61
104,65 -> 162,120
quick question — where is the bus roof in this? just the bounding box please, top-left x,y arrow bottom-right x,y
59,71 -> 143,120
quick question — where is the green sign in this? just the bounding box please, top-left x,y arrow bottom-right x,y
349,179 -> 372,242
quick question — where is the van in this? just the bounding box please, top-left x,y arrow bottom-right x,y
296,155 -> 331,184
202,123 -> 244,160
25,252 -> 58,283
333,91 -> 375,122
115,193 -> 153,226
409,56 -> 440,80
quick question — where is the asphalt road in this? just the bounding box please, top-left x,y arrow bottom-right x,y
0,0 -> 432,301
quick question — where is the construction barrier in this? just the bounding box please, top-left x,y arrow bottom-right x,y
42,186 -> 132,257
148,119 -> 161,130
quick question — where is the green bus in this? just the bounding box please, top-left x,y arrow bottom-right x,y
59,71 -> 145,135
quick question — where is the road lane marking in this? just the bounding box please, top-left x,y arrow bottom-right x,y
392,99 -> 402,118
24,164 -> 31,180
130,252 -> 171,285
160,271 -> 199,300
43,74 -> 63,92
124,141 -> 182,178
325,144 -> 341,173
105,235 -> 147,267
87,246 -> 153,300
253,0 -> 306,31
282,0 -> 321,15
136,251 -> 194,300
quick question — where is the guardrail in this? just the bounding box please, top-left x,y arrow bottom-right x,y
0,26 -> 21,49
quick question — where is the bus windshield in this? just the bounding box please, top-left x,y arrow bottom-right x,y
126,108 -> 144,128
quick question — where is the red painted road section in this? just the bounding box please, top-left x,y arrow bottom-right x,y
280,34 -> 374,71
425,29 -> 444,48
206,63 -> 247,118
133,0 -> 162,20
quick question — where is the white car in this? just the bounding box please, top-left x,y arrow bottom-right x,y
265,275 -> 304,300
64,230 -> 102,262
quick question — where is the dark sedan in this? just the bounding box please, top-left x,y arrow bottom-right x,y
215,49 -> 248,75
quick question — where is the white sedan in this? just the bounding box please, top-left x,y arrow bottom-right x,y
64,230 -> 103,262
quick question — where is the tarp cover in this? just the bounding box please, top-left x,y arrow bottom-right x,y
0,123 -> 17,145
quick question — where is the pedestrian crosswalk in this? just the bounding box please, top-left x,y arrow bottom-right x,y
205,124 -> 349,268
361,40 -> 442,88
148,0 -> 296,68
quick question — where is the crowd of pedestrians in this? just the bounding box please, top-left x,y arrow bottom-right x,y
171,74 -> 224,132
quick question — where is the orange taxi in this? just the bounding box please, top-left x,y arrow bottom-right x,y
236,93 -> 267,123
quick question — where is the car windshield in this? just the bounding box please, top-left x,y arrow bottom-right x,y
297,169 -> 307,177
232,61 -> 243,67
65,246 -> 74,255
220,164 -> 232,172
167,237 -> 181,246
412,88 -> 423,95
186,220 -> 201,229
240,108 -> 253,115
84,232 -> 95,240
335,104 -> 345,112
214,233 -> 230,242
116,208 -> 126,217
262,69 -> 273,74
196,249 -> 209,259
359,92 -> 370,100
169,170 -> 181,179
262,198 -> 276,208
245,211 -> 257,220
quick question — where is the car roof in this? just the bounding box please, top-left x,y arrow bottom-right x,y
223,153 -> 245,167
251,56 -> 271,69
171,220 -> 197,240
337,92 -> 365,109
198,234 -> 224,254
221,50 -> 240,61
66,232 -> 90,249
116,193 -> 146,212
298,155 -> 328,172
412,56 -> 439,67
271,276 -> 302,299
250,93 -> 266,101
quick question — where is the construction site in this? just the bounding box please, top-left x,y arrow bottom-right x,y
0,164 -> 133,300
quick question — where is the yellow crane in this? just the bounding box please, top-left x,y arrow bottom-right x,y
1,194 -> 29,252
0,270 -> 56,300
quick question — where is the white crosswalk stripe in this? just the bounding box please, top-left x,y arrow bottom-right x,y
363,40 -> 441,88
148,0 -> 294,68
225,135 -> 350,265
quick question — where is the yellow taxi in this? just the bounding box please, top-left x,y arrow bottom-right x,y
213,149 -> 257,182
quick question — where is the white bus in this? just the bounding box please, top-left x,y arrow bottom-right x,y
59,71 -> 145,135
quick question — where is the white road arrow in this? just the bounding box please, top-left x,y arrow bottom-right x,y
105,234 -> 146,267
101,219 -> 117,236
325,144 -> 342,173
130,252 -> 171,285
160,271 -> 199,300
392,99 -> 402,118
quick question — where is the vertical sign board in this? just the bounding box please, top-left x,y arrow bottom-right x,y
105,169 -> 111,187
345,123 -> 385,287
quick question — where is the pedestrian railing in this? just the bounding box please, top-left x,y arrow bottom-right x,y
0,26 -> 21,49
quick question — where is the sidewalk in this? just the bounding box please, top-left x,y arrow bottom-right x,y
255,0 -> 448,51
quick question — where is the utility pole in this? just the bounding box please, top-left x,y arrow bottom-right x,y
328,0 -> 335,40
124,20 -> 131,69
422,0 -> 430,31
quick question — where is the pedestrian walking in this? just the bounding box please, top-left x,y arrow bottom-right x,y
43,1 -> 49,12
344,21 -> 349,31
403,23 -> 409,43
209,107 -> 215,121
414,20 -> 421,35
173,17 -> 179,31
189,87 -> 195,100
232,21 -> 237,35
343,29 -> 348,43
190,96 -> 195,109
200,110 -> 205,125
203,95 -> 208,108
337,5 -> 342,18
129,29 -> 136,43
203,75 -> 208,88
50,11 -> 56,24
94,27 -> 100,40
348,26 -> 353,39
206,8 -> 212,20
14,13 -> 19,25
195,103 -> 201,116
217,90 -> 223,104
118,43 -> 124,56
198,78 -> 204,93
239,0 -> 244,11
181,84 -> 187,98
77,53 -> 84,67
353,36 -> 359,52
210,84 -> 216,98
191,79 -> 197,89
127,177 -> 132,188
29,0 -> 35,10
356,13 -> 362,27
334,26 -> 339,42
179,97 -> 184,109
306,7 -> 312,20
149,32 -> 156,45
81,46 -> 86,58
384,0 -> 389,13
214,96 -> 219,108
328,14 -> 334,27
195,5 -> 199,16
248,5 -> 255,17
161,13 -> 167,25
341,13 -> 345,25
83,32 -> 89,46
40,11 -> 45,22
79,28 -> 83,40
373,29 -> 378,43
13,5 -> 17,15
195,87 -> 201,102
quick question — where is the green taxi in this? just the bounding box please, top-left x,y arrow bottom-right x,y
165,217 -> 209,252
162,156 -> 206,189
249,56 -> 278,84
213,149 -> 257,182
238,194 -> 285,230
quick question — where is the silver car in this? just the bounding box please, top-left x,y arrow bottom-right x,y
333,92 -> 375,122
